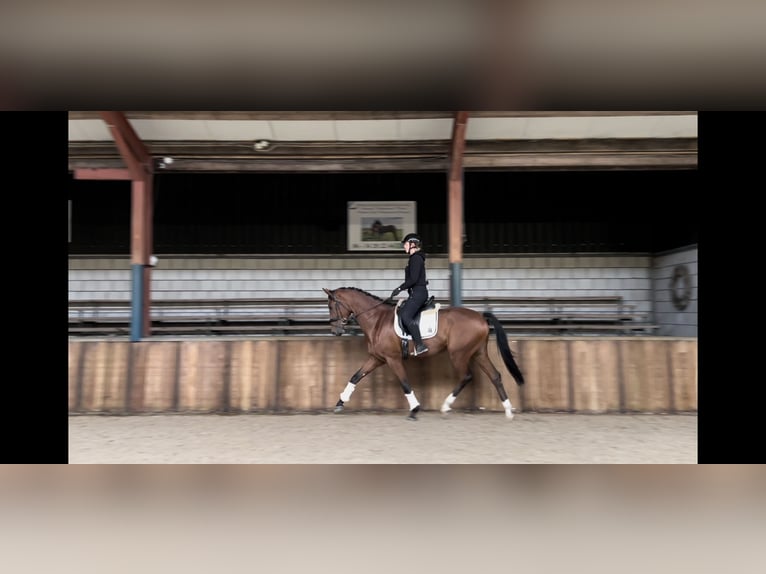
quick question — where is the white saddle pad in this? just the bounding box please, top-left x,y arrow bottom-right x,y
393,300 -> 441,339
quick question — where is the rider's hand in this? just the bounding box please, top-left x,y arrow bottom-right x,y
390,287 -> 401,299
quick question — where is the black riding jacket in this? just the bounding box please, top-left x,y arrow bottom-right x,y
397,251 -> 428,294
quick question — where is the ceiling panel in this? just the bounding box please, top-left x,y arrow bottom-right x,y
68,111 -> 698,172
68,112 -> 697,142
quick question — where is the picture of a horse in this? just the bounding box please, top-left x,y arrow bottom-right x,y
363,219 -> 402,241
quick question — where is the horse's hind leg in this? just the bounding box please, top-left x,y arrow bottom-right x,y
440,351 -> 474,414
441,372 -> 473,414
473,351 -> 514,419
335,356 -> 383,413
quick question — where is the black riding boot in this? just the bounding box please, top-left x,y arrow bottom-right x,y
408,322 -> 429,356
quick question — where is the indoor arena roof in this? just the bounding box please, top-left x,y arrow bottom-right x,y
68,111 -> 698,172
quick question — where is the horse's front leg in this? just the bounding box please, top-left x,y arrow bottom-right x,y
334,356 -> 383,413
386,358 -> 421,420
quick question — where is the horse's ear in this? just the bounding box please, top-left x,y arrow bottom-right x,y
322,288 -> 331,296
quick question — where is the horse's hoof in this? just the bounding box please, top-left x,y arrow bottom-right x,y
334,406 -> 344,414
505,411 -> 514,420
407,413 -> 418,421
440,406 -> 451,414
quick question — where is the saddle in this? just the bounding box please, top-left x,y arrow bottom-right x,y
393,297 -> 440,358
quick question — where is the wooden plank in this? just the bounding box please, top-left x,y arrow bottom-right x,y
198,341 -> 228,412
227,340 -> 253,412
670,339 -> 698,412
278,339 -> 325,411
127,343 -> 148,411
645,339 -> 673,412
102,342 -> 131,412
77,341 -> 106,412
130,341 -> 178,413
322,338 -> 346,410
522,340 -> 570,412
77,341 -> 130,413
620,339 -> 673,412
253,340 -> 280,411
68,341 -> 81,411
571,340 -> 621,412
176,341 -> 226,412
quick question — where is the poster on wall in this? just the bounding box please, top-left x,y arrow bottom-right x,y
347,201 -> 416,251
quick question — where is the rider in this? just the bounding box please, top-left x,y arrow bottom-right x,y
390,232 -> 429,356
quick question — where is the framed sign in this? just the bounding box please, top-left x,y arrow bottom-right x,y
347,201 -> 416,251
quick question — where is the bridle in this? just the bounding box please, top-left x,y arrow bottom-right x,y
327,292 -> 391,329
328,295 -> 356,328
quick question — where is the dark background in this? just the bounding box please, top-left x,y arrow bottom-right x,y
67,169 -> 698,255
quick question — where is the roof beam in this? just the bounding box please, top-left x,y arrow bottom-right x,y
73,168 -> 131,180
98,111 -> 153,179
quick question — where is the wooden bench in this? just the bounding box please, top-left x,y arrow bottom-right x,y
69,296 -> 658,336
457,296 -> 657,334
69,298 -> 338,336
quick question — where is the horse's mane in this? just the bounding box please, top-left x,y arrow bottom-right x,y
338,286 -> 395,306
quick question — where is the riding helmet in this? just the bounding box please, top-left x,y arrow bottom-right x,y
401,233 -> 422,247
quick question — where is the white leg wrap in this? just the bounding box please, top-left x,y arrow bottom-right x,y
502,398 -> 514,419
340,382 -> 356,403
405,391 -> 420,410
441,394 -> 456,413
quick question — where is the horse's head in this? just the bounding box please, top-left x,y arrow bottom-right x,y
323,288 -> 355,336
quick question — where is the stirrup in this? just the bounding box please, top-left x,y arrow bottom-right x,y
413,344 -> 429,356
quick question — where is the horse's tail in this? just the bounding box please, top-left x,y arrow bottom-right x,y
483,312 -> 525,385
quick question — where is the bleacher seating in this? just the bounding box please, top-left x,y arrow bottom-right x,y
69,296 -> 658,336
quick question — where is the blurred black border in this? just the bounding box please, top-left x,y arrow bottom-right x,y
697,111 -> 758,464
2,111 -> 70,463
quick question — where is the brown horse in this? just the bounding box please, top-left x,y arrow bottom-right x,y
323,287 -> 525,420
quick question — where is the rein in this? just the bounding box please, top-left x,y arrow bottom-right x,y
328,294 -> 391,326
